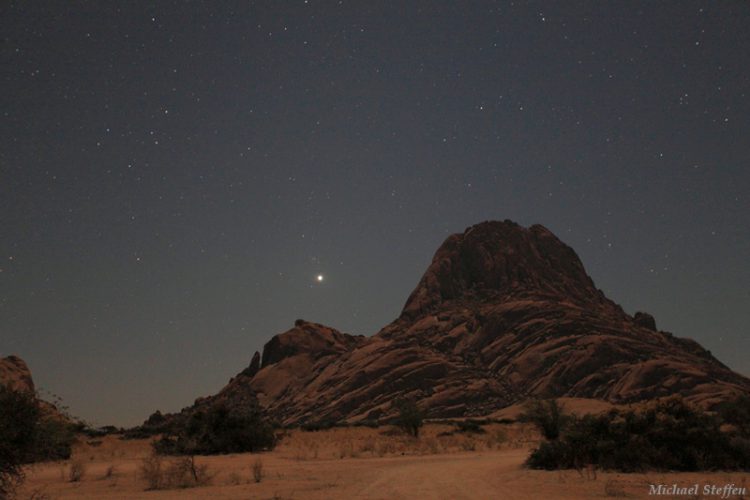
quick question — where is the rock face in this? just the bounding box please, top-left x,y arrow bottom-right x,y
1,354 -> 69,421
0,355 -> 36,393
191,220 -> 750,425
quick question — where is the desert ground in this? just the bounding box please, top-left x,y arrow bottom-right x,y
17,421 -> 748,500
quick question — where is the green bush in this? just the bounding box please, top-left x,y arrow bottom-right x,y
153,404 -> 275,455
525,396 -> 750,472
0,386 -> 74,497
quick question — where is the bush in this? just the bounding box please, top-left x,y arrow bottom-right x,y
139,454 -> 211,490
525,396 -> 750,472
716,395 -> 750,436
165,456 -> 211,488
140,454 -> 164,490
68,460 -> 86,482
456,419 -> 486,434
0,386 -> 75,497
395,399 -> 423,438
252,458 -> 263,483
153,404 -> 275,455
519,399 -> 567,440
300,420 -> 338,432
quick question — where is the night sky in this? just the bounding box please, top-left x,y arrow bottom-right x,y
2,1 -> 748,427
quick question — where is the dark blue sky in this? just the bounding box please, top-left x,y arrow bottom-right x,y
2,1 -> 748,426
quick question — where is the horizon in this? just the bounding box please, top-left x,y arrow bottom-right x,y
2,1 -> 749,427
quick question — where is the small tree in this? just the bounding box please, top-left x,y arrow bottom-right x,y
519,399 -> 566,441
395,399 -> 423,438
0,386 -> 36,497
0,386 -> 74,497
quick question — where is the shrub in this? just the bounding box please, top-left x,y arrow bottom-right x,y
716,395 -> 750,436
519,399 -> 566,440
139,454 -> 211,490
140,454 -> 164,490
165,456 -> 211,488
101,465 -> 116,480
300,420 -> 337,432
252,458 -> 263,483
68,460 -> 86,482
34,417 -> 75,461
0,386 -> 75,497
395,400 -> 423,438
121,427 -> 156,440
525,396 -> 750,472
456,419 -> 486,434
153,404 -> 275,455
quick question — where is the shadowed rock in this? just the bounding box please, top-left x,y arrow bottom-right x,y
634,311 -> 657,331
240,351 -> 261,378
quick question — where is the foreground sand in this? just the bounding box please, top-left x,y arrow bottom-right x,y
19,424 -> 749,499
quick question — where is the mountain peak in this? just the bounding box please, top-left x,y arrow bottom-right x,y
401,220 -> 604,319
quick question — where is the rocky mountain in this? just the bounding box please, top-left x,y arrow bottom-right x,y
175,220 -> 750,426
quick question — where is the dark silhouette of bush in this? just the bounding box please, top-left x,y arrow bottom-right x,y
122,427 -> 158,440
395,399 -> 423,438
300,419 -> 338,432
716,394 -> 750,436
456,419 -> 486,434
526,396 -> 750,472
153,404 -> 275,455
0,386 -> 74,497
519,399 -> 567,440
353,419 -> 380,429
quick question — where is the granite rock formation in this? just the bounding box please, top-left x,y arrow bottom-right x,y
0,355 -> 36,393
177,220 -> 750,425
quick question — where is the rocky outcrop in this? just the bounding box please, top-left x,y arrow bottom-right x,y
260,320 -> 365,368
240,352 -> 261,378
0,355 -> 35,393
181,220 -> 750,425
634,311 -> 657,331
1,354 -> 70,421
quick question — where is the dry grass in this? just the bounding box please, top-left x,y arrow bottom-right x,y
67,460 -> 85,482
17,424 -> 750,500
139,453 -> 212,490
226,471 -> 243,485
252,458 -> 264,483
139,453 -> 164,490
100,464 -> 116,480
25,487 -> 54,500
276,422 -> 533,461
603,478 -> 627,497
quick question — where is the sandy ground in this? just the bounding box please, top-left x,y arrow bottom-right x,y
18,425 -> 749,499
